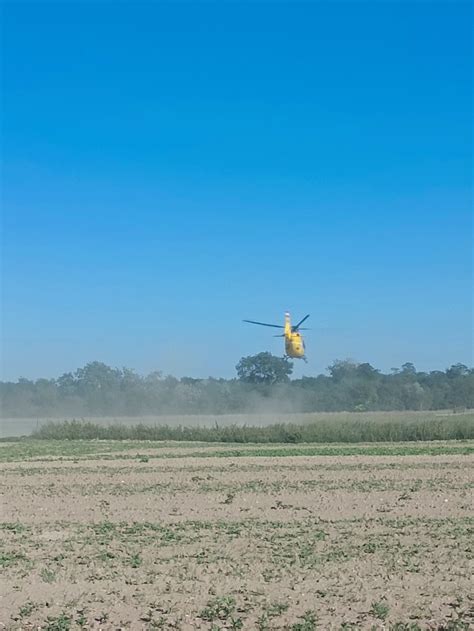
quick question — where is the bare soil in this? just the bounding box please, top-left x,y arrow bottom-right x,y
1,444 -> 473,630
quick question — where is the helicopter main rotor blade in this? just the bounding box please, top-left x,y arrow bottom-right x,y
292,314 -> 310,331
243,319 -> 284,329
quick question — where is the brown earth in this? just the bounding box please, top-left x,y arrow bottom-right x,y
1,446 -> 473,630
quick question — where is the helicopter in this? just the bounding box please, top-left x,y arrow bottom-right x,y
243,312 -> 310,362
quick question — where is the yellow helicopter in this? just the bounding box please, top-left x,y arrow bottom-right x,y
243,312 -> 310,361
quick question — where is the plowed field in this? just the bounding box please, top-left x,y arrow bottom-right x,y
1,440 -> 473,630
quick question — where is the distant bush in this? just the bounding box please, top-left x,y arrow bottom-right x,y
31,415 -> 474,443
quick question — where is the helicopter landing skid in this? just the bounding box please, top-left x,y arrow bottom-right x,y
284,354 -> 308,363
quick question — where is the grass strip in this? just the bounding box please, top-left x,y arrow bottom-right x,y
25,415 -> 474,443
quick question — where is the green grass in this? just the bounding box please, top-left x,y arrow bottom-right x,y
291,610 -> 318,631
40,567 -> 57,583
0,550 -> 26,567
44,612 -> 72,631
0,438 -> 205,462
0,439 -> 473,463
370,600 -> 390,620
16,472 -> 466,499
200,595 -> 237,622
2,516 -> 471,573
25,413 -> 474,443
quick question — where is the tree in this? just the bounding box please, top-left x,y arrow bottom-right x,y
73,361 -> 123,414
401,362 -> 417,376
446,363 -> 470,378
356,363 -> 379,379
235,352 -> 294,384
31,378 -> 58,413
327,359 -> 359,382
1,359 -> 473,417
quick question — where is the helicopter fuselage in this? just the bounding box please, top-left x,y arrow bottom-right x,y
285,331 -> 305,358
284,313 -> 306,358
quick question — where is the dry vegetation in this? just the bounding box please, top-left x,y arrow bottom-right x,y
1,439 -> 473,630
2,410 -> 474,441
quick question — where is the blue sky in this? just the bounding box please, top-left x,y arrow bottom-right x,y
2,2 -> 472,381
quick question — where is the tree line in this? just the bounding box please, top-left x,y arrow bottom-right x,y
0,353 -> 472,417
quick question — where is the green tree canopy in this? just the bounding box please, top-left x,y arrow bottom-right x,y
235,352 -> 294,384
1,358 -> 473,417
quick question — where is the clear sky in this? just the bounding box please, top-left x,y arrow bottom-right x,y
2,1 -> 472,381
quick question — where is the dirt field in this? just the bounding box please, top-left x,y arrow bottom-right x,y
1,440 -> 473,630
